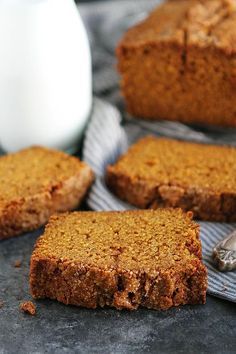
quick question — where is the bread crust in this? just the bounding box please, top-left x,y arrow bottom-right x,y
30,210 -> 207,311
0,148 -> 94,240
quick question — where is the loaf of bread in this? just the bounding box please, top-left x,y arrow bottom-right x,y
0,147 -> 94,240
117,0 -> 236,127
106,136 -> 236,221
30,210 -> 207,310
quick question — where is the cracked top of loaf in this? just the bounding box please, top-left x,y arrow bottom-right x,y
119,0 -> 236,54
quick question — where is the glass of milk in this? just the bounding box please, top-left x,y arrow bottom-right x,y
0,0 -> 92,153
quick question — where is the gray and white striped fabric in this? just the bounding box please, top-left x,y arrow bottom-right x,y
83,98 -> 236,303
80,0 -> 236,302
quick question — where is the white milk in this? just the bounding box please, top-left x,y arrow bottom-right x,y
0,0 -> 92,152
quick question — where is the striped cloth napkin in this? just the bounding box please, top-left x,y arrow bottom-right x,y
80,0 -> 236,302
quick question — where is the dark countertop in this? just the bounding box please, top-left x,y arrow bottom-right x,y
1,230 -> 236,354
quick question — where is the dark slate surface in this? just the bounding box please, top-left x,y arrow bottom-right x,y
0,230 -> 236,354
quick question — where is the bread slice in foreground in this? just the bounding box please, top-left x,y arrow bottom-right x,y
117,0 -> 236,127
106,136 -> 236,222
0,147 -> 94,240
30,210 -> 207,310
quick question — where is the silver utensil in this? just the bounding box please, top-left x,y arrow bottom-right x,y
212,231 -> 236,271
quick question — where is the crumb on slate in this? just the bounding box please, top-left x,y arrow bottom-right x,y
14,260 -> 22,268
0,301 -> 4,308
19,301 -> 36,316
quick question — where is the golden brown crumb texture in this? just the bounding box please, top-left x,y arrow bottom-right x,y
0,146 -> 94,240
30,210 -> 207,311
106,136 -> 236,221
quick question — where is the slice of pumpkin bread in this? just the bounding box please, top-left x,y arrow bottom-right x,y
30,210 -> 207,310
106,136 -> 236,221
0,147 -> 94,240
